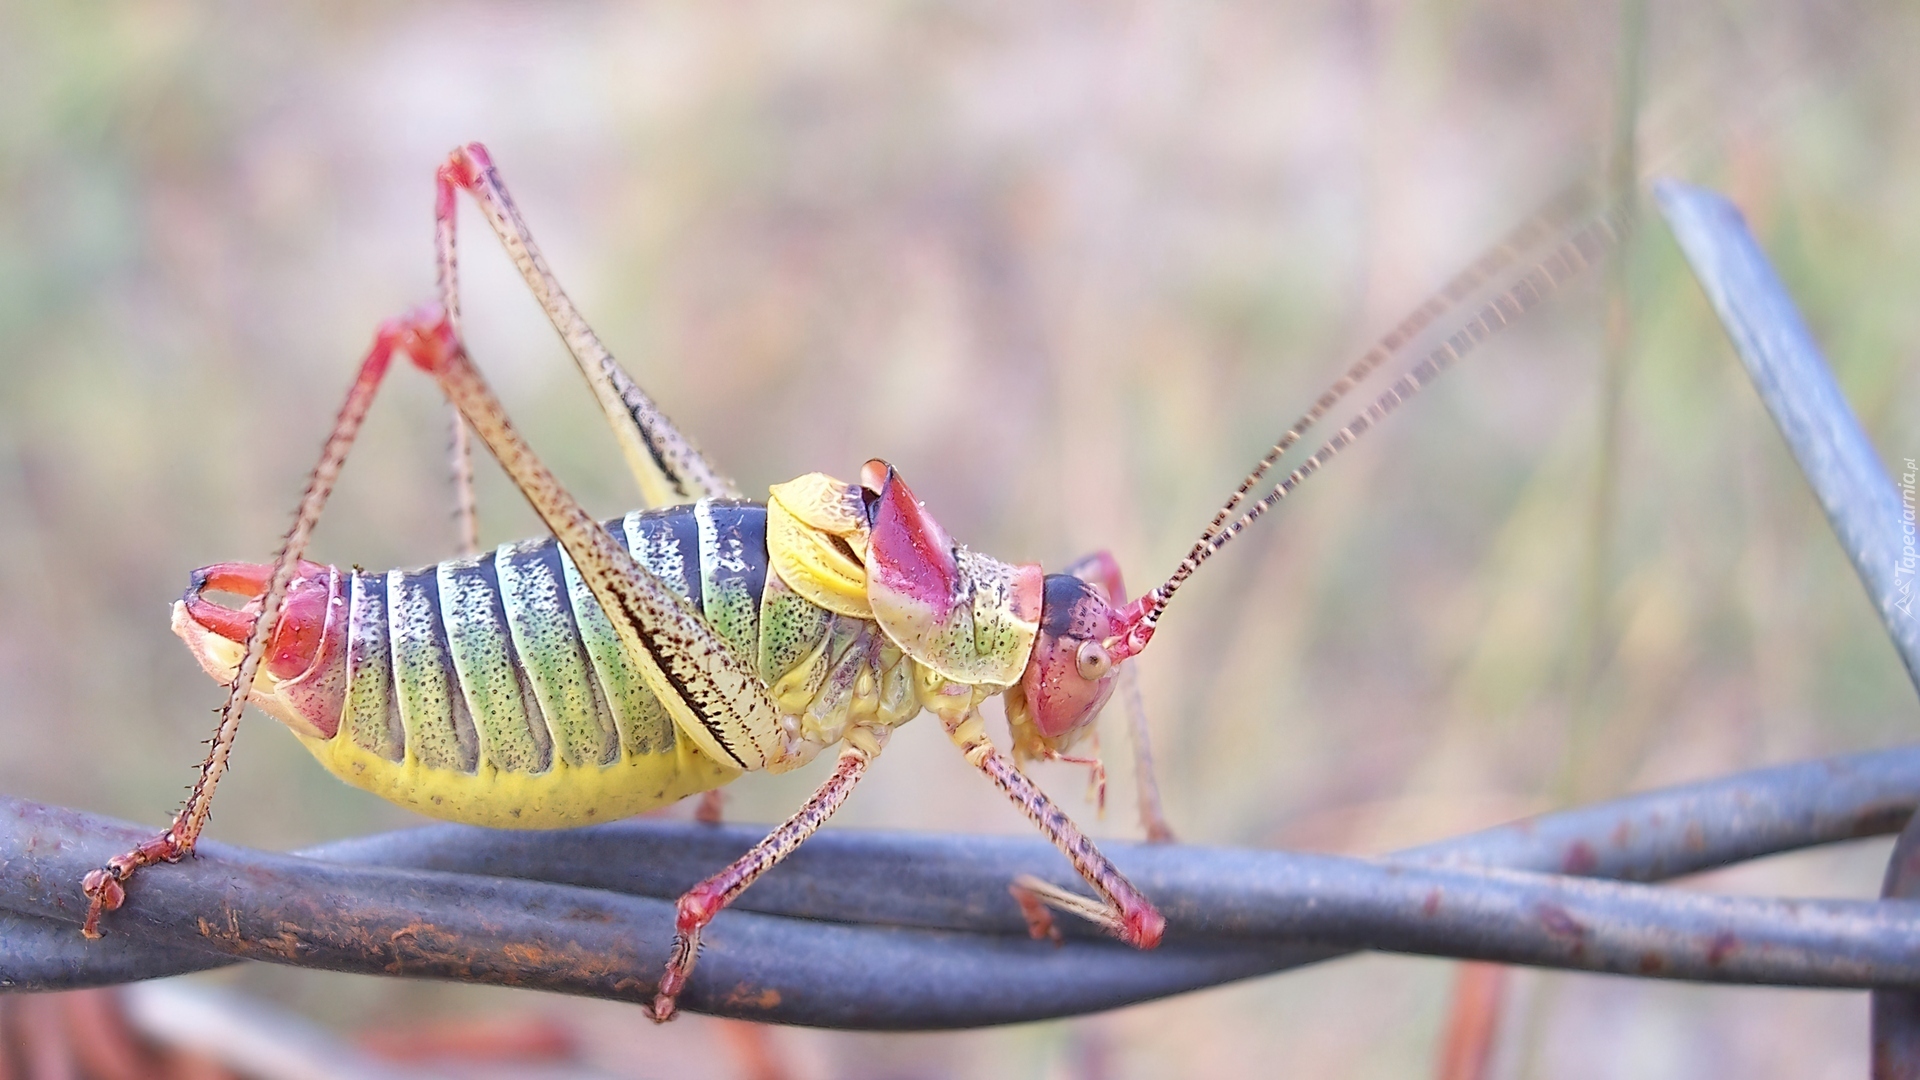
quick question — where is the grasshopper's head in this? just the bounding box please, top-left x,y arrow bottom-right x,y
854,458 -> 1133,754
171,560 -> 348,740
1005,553 -> 1129,759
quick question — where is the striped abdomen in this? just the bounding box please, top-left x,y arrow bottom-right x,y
338,499 -> 774,775
244,499 -> 806,826
174,494 -> 927,825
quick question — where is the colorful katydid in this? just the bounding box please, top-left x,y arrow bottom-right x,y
80,144 -> 1625,1021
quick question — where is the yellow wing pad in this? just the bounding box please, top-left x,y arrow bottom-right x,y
768,467 -> 1042,689
767,473 -> 873,618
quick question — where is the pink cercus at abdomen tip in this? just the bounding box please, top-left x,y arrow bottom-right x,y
180,559 -> 337,685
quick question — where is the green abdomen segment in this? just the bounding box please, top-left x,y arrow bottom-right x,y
304,499 -> 776,827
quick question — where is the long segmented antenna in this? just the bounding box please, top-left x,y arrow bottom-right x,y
1196,181 -> 1602,546
1115,195 -> 1632,658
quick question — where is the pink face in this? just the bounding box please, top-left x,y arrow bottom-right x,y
1008,572 -> 1126,752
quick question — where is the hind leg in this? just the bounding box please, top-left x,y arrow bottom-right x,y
433,144 -> 738,825
436,143 -> 736,508
83,309 -> 455,935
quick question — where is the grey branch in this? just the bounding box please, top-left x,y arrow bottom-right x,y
1,741 -> 1916,1030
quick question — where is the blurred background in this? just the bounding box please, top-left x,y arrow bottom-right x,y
3,1 -> 1919,1076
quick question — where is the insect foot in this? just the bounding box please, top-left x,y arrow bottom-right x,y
81,833 -> 188,938
648,743 -> 879,1022
78,870 -> 124,938
646,889 -> 722,1023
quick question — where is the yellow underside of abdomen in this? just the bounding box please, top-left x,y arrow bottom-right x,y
294,729 -> 742,829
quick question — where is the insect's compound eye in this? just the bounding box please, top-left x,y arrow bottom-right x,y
1075,639 -> 1113,681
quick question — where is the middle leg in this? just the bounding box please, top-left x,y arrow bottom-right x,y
649,736 -> 883,1022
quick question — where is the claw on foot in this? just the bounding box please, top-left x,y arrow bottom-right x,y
649,900 -> 713,1023
80,868 -> 125,939
80,832 -> 190,939
1123,902 -> 1166,950
1009,873 -> 1164,949
648,952 -> 690,1023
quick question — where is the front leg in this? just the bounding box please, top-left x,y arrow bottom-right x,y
1062,551 -> 1176,843
1116,664 -> 1176,843
943,709 -> 1164,949
1038,741 -> 1107,814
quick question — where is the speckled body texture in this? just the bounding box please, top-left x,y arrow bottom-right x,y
299,498 -> 908,827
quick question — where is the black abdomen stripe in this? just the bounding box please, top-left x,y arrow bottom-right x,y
336,502 -> 774,774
